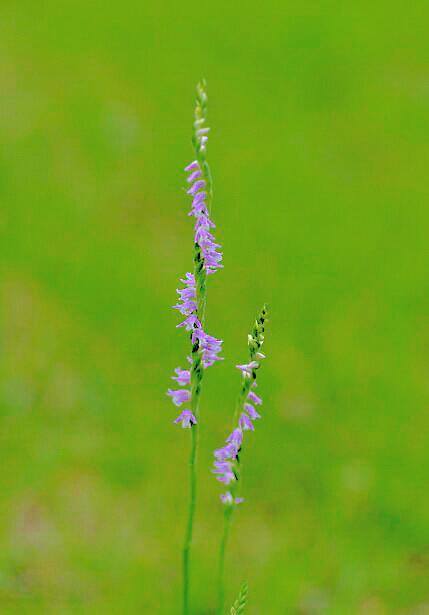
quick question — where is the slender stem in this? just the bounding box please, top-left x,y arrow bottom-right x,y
183,416 -> 199,614
183,338 -> 203,614
183,245 -> 206,614
218,509 -> 233,615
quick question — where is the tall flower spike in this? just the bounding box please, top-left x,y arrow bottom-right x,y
170,83 -> 223,428
167,81 -> 224,615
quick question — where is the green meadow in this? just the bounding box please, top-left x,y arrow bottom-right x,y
1,2 -> 428,612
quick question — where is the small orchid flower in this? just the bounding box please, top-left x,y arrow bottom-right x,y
174,410 -> 197,429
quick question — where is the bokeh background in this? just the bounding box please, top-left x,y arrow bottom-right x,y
1,2 -> 429,613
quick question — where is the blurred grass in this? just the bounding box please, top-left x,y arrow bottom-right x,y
1,2 -> 429,613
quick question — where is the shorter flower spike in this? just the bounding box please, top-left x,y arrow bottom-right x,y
212,305 -> 268,505
174,410 -> 197,428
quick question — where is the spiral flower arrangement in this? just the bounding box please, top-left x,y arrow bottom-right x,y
167,82 -> 269,614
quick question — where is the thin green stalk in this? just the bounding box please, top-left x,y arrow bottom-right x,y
217,508 -> 233,615
183,249 -> 205,615
183,414 -> 199,614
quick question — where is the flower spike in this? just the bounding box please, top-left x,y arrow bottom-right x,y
166,81 -> 224,614
213,305 -> 268,498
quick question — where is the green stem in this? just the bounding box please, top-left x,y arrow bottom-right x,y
217,509 -> 233,615
183,415 -> 199,614
183,245 -> 206,615
183,339 -> 203,615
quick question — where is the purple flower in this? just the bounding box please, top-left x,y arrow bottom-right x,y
184,160 -> 199,171
167,388 -> 191,406
176,286 -> 196,301
195,214 -> 215,231
244,402 -> 261,420
236,361 -> 259,377
187,179 -> 206,196
174,409 -> 197,428
172,368 -> 191,386
173,273 -> 197,316
239,413 -> 254,431
192,329 -> 223,367
177,314 -> 201,331
220,492 -> 244,505
247,391 -> 262,405
214,442 -> 239,461
226,428 -> 243,448
213,461 -> 236,485
180,272 -> 196,286
191,203 -> 209,219
187,169 -> 202,183
191,191 -> 207,206
173,299 -> 198,315
199,233 -> 223,275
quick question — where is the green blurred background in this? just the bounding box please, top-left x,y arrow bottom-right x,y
1,2 -> 429,613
